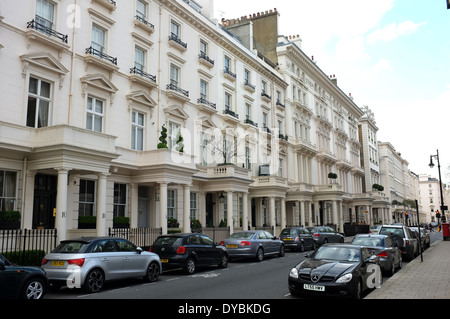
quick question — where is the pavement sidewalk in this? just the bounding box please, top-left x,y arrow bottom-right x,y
365,238 -> 450,299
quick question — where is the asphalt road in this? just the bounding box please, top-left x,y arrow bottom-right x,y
46,232 -> 441,300
45,250 -> 306,300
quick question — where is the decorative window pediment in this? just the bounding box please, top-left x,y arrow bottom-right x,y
126,90 -> 155,109
20,53 -> 69,88
81,74 -> 118,104
164,105 -> 189,122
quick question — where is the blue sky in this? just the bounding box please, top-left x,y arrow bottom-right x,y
214,0 -> 450,184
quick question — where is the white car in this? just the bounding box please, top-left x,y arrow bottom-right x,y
41,237 -> 162,293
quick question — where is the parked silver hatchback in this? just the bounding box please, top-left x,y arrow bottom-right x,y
41,237 -> 162,293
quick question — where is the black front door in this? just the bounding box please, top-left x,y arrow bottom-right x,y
32,174 -> 57,229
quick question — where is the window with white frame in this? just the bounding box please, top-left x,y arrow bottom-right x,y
200,79 -> 208,100
200,132 -> 209,166
245,103 -> 251,121
79,179 -> 96,217
224,56 -> 231,72
35,0 -> 55,30
200,39 -> 207,55
136,0 -> 147,21
0,170 -> 17,211
245,146 -> 251,169
170,64 -> 180,87
91,24 -> 106,54
168,121 -> 180,150
86,96 -> 104,133
113,183 -> 127,218
27,76 -> 51,128
171,20 -> 180,39
134,46 -> 146,72
167,189 -> 176,219
225,92 -> 232,110
131,110 -> 145,151
190,192 -> 198,220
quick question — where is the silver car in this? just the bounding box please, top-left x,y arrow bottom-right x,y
41,237 -> 162,293
221,230 -> 285,262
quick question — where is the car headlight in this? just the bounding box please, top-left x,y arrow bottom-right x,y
336,273 -> 352,283
289,268 -> 299,279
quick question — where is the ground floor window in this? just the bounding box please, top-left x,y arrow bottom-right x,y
79,179 -> 96,216
168,189 -> 176,219
0,170 -> 17,211
113,183 -> 127,217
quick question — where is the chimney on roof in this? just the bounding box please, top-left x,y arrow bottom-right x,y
329,74 -> 337,86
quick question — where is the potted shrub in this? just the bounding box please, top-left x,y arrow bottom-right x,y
168,218 -> 179,228
328,173 -> 338,183
78,215 -> 96,229
372,184 -> 384,191
113,216 -> 130,228
0,211 -> 21,229
157,125 -> 169,149
190,219 -> 202,233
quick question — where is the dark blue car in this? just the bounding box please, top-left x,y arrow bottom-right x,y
0,253 -> 48,299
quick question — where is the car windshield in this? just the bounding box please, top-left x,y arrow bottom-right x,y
52,241 -> 90,254
380,227 -> 404,238
313,246 -> 361,262
153,236 -> 183,246
352,237 -> 384,247
228,232 -> 254,240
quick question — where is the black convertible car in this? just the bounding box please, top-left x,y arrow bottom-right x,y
288,244 -> 382,299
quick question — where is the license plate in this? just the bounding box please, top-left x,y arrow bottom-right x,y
50,261 -> 65,267
226,244 -> 238,248
304,284 -> 325,292
283,238 -> 292,241
161,259 -> 169,263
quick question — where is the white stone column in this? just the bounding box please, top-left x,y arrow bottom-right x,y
227,191 -> 233,234
55,168 -> 69,242
242,192 -> 249,230
300,201 -> 306,227
159,183 -> 168,234
281,198 -> 286,230
269,197 -> 276,230
183,184 -> 191,233
130,183 -> 138,228
332,200 -> 338,228
308,202 -> 313,226
339,201 -> 344,232
96,173 -> 108,237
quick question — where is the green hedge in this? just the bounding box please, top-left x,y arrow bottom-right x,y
3,250 -> 46,266
0,211 -> 21,222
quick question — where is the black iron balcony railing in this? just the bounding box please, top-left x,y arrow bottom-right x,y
134,15 -> 154,29
197,97 -> 217,109
223,108 -> 239,119
263,126 -> 273,135
86,46 -> 117,65
261,92 -> 272,100
244,118 -> 258,127
198,52 -> 215,65
224,67 -> 237,79
279,133 -> 289,141
26,19 -> 68,43
276,100 -> 285,108
244,80 -> 255,91
169,34 -> 187,49
167,83 -> 189,97
130,67 -> 156,83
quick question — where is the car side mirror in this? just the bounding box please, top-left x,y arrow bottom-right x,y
366,255 -> 379,264
0,259 -> 5,271
136,247 -> 143,254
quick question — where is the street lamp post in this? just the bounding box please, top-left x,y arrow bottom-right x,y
429,149 -> 446,223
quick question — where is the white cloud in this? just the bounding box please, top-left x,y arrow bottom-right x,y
367,21 -> 426,44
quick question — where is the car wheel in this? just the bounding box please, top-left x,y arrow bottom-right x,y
218,253 -> 228,269
83,268 -> 105,293
323,238 -> 328,245
144,261 -> 160,282
22,277 -> 46,299
299,242 -> 305,252
184,257 -> 196,274
256,247 -> 264,262
279,245 -> 285,257
397,257 -> 403,269
389,261 -> 395,277
353,279 -> 363,299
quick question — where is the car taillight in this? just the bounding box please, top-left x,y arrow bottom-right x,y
377,251 -> 388,258
219,241 -> 225,246
313,233 -> 320,237
149,246 -> 153,252
405,240 -> 410,246
295,237 -> 299,241
41,258 -> 48,265
68,258 -> 85,267
176,246 -> 186,254
240,241 -> 251,246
